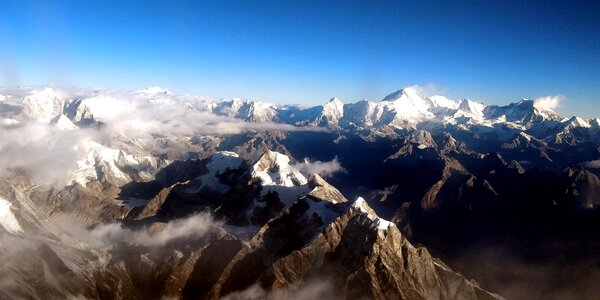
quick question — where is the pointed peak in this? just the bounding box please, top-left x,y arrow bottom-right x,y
351,197 -> 376,215
517,131 -> 534,142
256,150 -> 287,164
307,173 -> 347,203
351,197 -> 394,230
325,97 -> 344,107
382,87 -> 423,102
252,150 -> 307,187
565,116 -> 591,128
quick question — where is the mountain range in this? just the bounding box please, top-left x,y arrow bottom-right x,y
1,86 -> 599,299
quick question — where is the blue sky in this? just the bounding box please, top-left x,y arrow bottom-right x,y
2,0 -> 600,117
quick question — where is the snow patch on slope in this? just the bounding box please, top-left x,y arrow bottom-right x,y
187,151 -> 243,193
0,197 -> 23,234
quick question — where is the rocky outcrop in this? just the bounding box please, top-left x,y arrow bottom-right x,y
307,173 -> 347,203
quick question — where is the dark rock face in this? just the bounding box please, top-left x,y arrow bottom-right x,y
0,153 -> 500,300
278,130 -> 600,299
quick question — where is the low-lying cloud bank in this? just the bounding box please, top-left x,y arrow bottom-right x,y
0,121 -> 98,185
0,86 -> 322,186
61,213 -> 219,248
81,90 -> 322,138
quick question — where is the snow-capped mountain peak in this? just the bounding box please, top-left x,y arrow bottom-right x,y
377,89 -> 435,123
323,97 -> 344,116
458,99 -> 485,115
352,197 -> 394,230
19,87 -> 66,122
252,150 -> 307,187
563,116 -> 592,129
382,88 -> 432,107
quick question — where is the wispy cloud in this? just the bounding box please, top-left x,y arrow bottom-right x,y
62,213 -> 219,248
404,83 -> 447,96
0,122 -> 99,185
221,278 -> 337,300
583,160 -> 600,169
294,157 -> 345,178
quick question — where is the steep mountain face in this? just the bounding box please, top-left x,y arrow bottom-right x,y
0,179 -> 105,299
0,151 -> 500,300
1,86 -> 600,299
209,196 -> 500,300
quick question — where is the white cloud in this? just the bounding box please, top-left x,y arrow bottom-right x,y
404,83 -> 446,96
221,278 -> 335,300
583,160 -> 600,169
68,89 -> 323,139
57,213 -> 219,248
84,213 -> 218,247
0,121 -> 99,185
294,157 -> 345,178
534,95 -> 564,111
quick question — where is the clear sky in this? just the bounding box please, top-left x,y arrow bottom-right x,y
2,0 -> 600,117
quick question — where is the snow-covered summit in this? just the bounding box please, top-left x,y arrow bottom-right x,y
352,197 -> 394,231
252,150 -> 307,187
19,87 -> 66,122
320,97 -> 344,126
381,88 -> 436,121
563,116 -> 592,129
